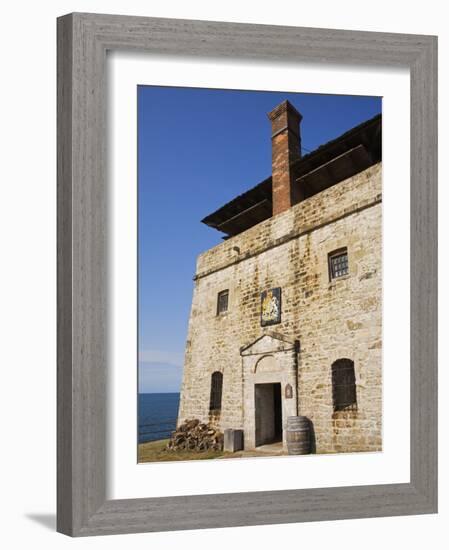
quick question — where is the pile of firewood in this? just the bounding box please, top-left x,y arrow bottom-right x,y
166,419 -> 224,452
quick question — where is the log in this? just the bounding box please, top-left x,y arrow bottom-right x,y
166,419 -> 224,453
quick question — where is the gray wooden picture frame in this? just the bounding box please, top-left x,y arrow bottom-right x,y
57,12 -> 438,537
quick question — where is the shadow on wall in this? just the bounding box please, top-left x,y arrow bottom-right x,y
307,418 -> 317,454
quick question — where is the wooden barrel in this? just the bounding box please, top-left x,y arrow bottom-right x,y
286,416 -> 311,455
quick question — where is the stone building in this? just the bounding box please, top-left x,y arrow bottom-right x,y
178,100 -> 382,454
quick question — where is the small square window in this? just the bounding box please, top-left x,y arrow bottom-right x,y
217,290 -> 229,315
329,249 -> 349,280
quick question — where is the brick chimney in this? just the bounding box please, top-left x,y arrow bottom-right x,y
268,100 -> 303,216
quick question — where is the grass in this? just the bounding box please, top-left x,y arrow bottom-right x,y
138,439 -> 289,463
138,439 -> 230,463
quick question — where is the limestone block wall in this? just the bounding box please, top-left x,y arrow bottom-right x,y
295,203 -> 382,453
178,162 -> 382,453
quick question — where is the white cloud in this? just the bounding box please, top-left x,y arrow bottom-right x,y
139,349 -> 184,368
138,357 -> 183,393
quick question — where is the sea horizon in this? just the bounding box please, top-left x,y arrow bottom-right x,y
138,392 -> 180,444
138,391 -> 180,394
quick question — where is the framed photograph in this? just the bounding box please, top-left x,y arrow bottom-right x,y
57,13 -> 437,536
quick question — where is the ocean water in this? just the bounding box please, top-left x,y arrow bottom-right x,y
138,393 -> 180,444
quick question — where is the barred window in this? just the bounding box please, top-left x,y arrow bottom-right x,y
331,359 -> 357,411
217,290 -> 229,315
209,371 -> 223,412
329,248 -> 349,280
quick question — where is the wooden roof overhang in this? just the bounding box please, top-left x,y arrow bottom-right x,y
202,114 -> 381,237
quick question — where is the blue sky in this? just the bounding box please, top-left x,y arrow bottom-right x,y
138,86 -> 381,393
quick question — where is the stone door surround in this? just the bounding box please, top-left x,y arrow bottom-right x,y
240,333 -> 298,450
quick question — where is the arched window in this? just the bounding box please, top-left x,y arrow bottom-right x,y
331,359 -> 357,411
209,371 -> 223,412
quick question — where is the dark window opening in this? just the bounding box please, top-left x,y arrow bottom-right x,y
217,290 -> 229,315
329,248 -> 349,280
209,371 -> 223,412
331,358 -> 357,411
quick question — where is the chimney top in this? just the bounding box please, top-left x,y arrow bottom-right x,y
267,100 -> 303,124
268,100 -> 303,216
